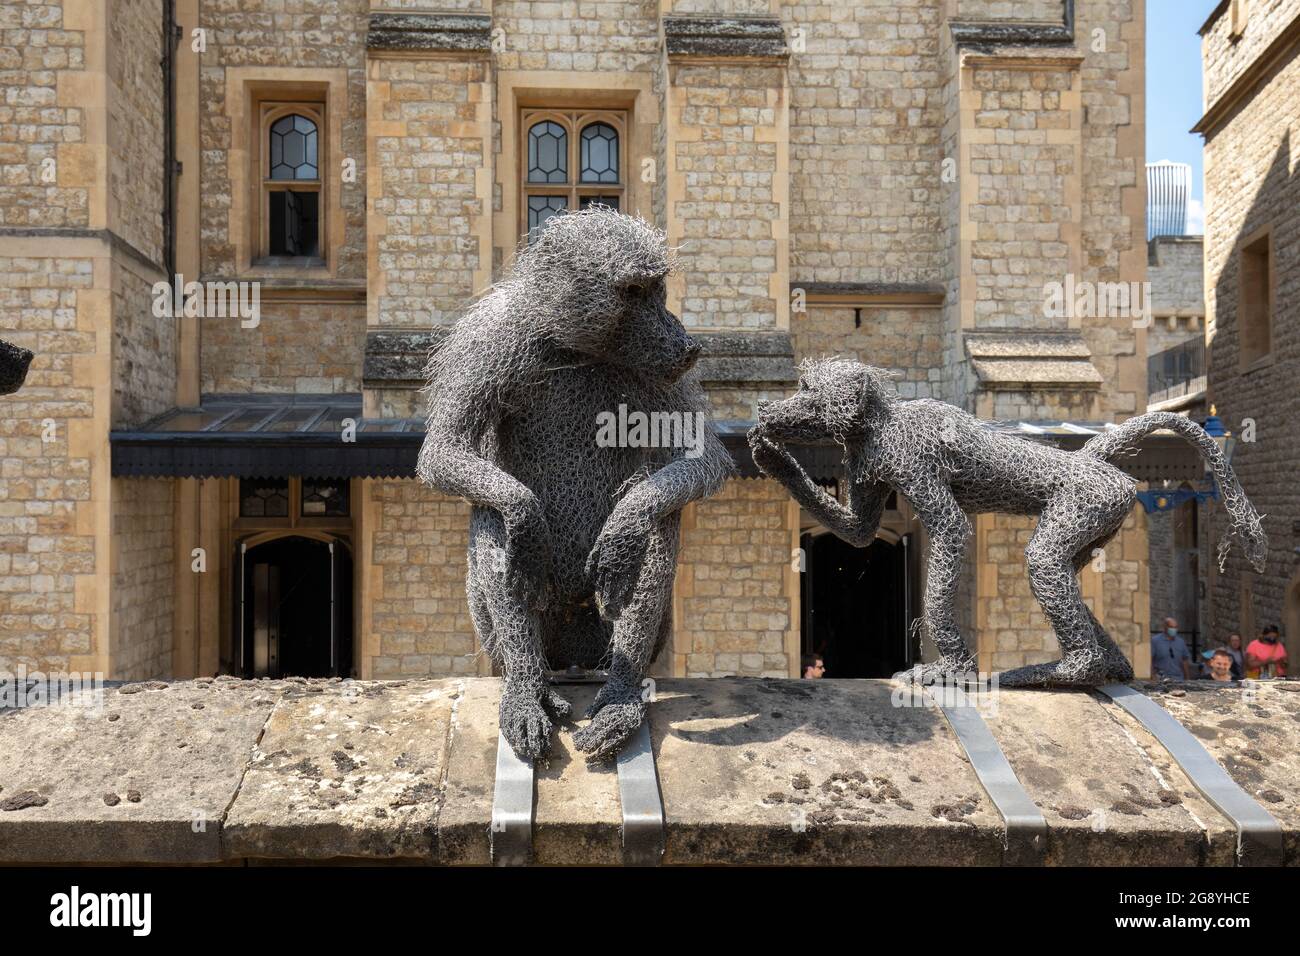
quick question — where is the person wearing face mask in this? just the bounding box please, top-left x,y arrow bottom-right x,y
1151,617 -> 1191,680
1245,625 -> 1288,680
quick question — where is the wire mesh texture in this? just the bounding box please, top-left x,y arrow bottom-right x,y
418,208 -> 732,761
749,358 -> 1267,688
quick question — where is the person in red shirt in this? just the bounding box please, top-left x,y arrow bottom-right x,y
1245,625 -> 1288,679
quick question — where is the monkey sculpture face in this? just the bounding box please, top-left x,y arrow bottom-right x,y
756,359 -> 893,443
0,339 -> 33,396
518,209 -> 699,383
604,278 -> 700,383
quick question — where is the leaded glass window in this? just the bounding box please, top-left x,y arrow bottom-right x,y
240,478 -> 290,518
520,109 -> 626,243
527,121 -> 568,184
260,102 -> 325,262
528,195 -> 568,239
580,123 -> 619,184
301,479 -> 350,517
269,114 -> 319,180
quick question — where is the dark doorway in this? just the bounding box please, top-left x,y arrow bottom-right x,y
238,535 -> 353,678
801,531 -> 908,678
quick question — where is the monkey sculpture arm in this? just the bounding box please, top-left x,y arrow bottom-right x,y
418,342 -> 552,609
748,429 -> 887,547
586,381 -> 733,619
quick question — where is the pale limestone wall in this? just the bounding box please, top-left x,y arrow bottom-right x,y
0,0 -> 90,228
112,257 -> 175,427
1201,8 -> 1300,657
792,306 -> 944,399
0,253 -> 98,674
110,477 -> 174,680
987,388 -> 1102,422
781,0 -> 945,287
361,478 -> 797,680
670,0 -> 773,14
197,0 -> 368,280
967,63 -> 1077,331
706,385 -> 790,422
1149,237 -> 1204,319
375,0 -> 485,8
956,0 -> 1064,20
675,479 -> 795,677
200,302 -> 365,394
1147,317 -> 1203,357
368,57 -> 490,329
490,1 -> 659,73
365,481 -> 479,678
1202,0 -> 1300,106
1074,0 -> 1146,424
668,60 -> 784,330
979,512 -> 1147,675
107,0 -> 165,265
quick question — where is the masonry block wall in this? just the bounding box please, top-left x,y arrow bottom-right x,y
667,60 -> 787,330
1,0 -> 176,679
362,480 -> 479,678
197,0 -> 368,394
791,306 -> 944,397
110,476 -> 174,680
0,250 -> 99,674
1200,0 -> 1300,662
674,479 -> 797,678
2,0 -> 1156,683
782,1 -> 944,290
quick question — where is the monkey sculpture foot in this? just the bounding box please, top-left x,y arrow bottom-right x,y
997,650 -> 1133,688
893,655 -> 979,687
571,680 -> 646,763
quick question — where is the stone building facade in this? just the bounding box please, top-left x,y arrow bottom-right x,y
1194,0 -> 1300,665
1,0 -> 1160,684
1144,233 -> 1207,647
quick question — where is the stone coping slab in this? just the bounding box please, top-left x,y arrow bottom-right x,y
0,676 -> 1291,865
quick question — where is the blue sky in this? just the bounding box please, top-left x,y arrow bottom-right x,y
1146,0 -> 1222,232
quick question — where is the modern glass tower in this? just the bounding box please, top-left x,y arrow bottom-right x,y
1146,160 -> 1191,240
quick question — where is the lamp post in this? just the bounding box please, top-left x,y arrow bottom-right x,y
1201,405 -> 1235,469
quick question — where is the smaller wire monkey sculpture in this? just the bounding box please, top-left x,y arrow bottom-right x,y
749,358 -> 1267,688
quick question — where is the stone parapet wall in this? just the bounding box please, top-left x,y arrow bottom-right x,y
2,676 -> 1296,866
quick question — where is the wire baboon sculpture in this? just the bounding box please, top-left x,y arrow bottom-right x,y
418,209 -> 732,761
0,339 -> 32,396
749,358 -> 1267,688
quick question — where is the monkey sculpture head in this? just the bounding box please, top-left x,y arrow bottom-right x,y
513,208 -> 700,383
756,358 -> 897,445
0,339 -> 33,396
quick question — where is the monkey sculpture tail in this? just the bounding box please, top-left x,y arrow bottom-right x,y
1081,411 -> 1267,573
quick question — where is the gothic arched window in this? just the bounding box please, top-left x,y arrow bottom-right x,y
521,110 -> 625,242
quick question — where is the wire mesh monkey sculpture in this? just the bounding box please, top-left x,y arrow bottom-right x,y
749,358 -> 1267,688
0,339 -> 33,396
418,209 -> 733,761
